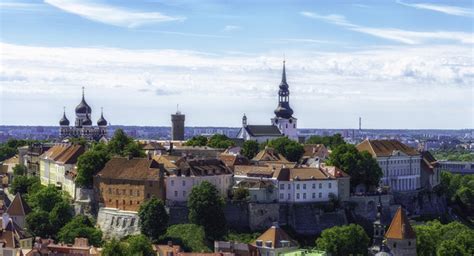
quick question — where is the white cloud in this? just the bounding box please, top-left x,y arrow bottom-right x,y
0,43 -> 472,128
300,11 -> 473,44
44,0 -> 185,28
397,1 -> 473,17
223,25 -> 241,32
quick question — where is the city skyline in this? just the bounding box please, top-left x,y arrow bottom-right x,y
1,0 -> 473,129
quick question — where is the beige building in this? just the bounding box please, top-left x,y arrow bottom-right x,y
357,139 -> 421,192
94,157 -> 166,212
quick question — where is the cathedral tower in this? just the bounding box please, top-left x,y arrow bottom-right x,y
271,61 -> 298,140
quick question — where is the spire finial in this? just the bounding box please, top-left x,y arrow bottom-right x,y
63,106 -> 66,114
82,86 -> 85,99
281,59 -> 287,84
101,107 -> 104,116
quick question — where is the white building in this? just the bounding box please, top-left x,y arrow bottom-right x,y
276,167 -> 341,203
357,139 -> 422,192
237,61 -> 298,142
165,159 -> 233,202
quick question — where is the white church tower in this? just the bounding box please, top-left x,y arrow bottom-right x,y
271,61 -> 298,140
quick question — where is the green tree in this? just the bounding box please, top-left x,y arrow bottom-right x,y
138,197 -> 168,242
207,134 -> 235,149
188,181 -> 227,239
414,220 -> 474,256
315,224 -> 369,256
28,185 -> 66,212
267,137 -> 304,162
108,129 -> 132,155
124,141 -> 146,158
185,136 -> 208,147
57,216 -> 103,246
327,144 -> 382,191
49,201 -> 74,232
126,235 -> 155,256
305,134 -> 346,149
163,224 -> 211,252
233,187 -> 249,201
13,164 -> 27,176
10,176 -> 40,195
102,239 -> 129,256
26,211 -> 53,237
241,140 -> 259,159
76,148 -> 110,188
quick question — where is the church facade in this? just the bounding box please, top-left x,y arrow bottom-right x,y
59,88 -> 108,141
237,61 -> 298,143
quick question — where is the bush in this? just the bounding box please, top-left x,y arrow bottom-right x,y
163,224 -> 211,252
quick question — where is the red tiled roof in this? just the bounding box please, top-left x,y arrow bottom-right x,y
96,157 -> 165,180
385,207 -> 416,240
6,193 -> 31,217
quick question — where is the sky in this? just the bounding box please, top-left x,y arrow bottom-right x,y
0,0 -> 473,129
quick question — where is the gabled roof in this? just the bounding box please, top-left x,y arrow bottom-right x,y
234,165 -> 276,177
0,218 -> 33,249
244,125 -> 282,137
252,147 -> 290,163
153,155 -> 185,170
385,207 -> 416,240
143,142 -> 166,151
6,193 -> 31,217
303,144 -> 328,158
356,139 -> 419,157
40,144 -> 85,165
219,154 -> 250,168
96,157 -> 165,181
252,224 -> 298,249
171,159 -> 233,177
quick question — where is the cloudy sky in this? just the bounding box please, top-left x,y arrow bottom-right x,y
0,0 -> 473,129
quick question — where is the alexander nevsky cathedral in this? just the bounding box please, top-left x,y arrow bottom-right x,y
59,88 -> 108,141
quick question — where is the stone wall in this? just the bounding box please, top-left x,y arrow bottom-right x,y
97,207 -> 140,240
393,190 -> 447,216
248,203 -> 279,231
283,203 -> 347,235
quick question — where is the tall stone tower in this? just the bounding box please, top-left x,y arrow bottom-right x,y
171,108 -> 185,141
385,206 -> 417,256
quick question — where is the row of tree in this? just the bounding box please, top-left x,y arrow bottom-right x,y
185,134 -> 235,149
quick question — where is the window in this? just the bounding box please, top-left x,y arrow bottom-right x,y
280,184 -> 285,190
130,189 -> 133,195
171,180 -> 175,186
312,183 -> 316,189
287,184 -> 291,189
280,193 -> 284,199
183,191 -> 186,197
108,188 -> 112,194
303,184 -> 306,189
312,193 -> 315,198
130,200 -> 132,205
393,243 -> 397,248
296,184 -> 300,189
296,193 -> 300,199
182,180 -> 186,186
122,189 -> 126,195
137,190 -> 140,197
319,183 -> 322,189
137,201 -> 140,204
287,193 -> 290,199
130,218 -> 135,226
408,241 -> 411,246
329,183 -> 332,189
303,193 -> 306,199
147,193 -> 150,199
319,193 -> 322,198
174,191 -> 178,197
149,181 -> 153,187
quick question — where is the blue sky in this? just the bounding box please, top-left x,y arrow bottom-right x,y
0,0 -> 473,129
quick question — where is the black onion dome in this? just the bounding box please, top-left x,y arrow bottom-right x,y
274,105 -> 294,119
59,111 -> 69,126
83,114 -> 92,126
97,111 -> 107,126
75,88 -> 92,114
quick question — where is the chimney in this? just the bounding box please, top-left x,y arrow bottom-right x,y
169,142 -> 174,154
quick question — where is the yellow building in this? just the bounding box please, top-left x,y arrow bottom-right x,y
39,144 -> 85,199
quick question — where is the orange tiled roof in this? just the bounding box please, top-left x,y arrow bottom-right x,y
252,224 -> 298,249
41,144 -> 84,165
356,139 -> 419,157
385,207 -> 416,240
252,148 -> 290,163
